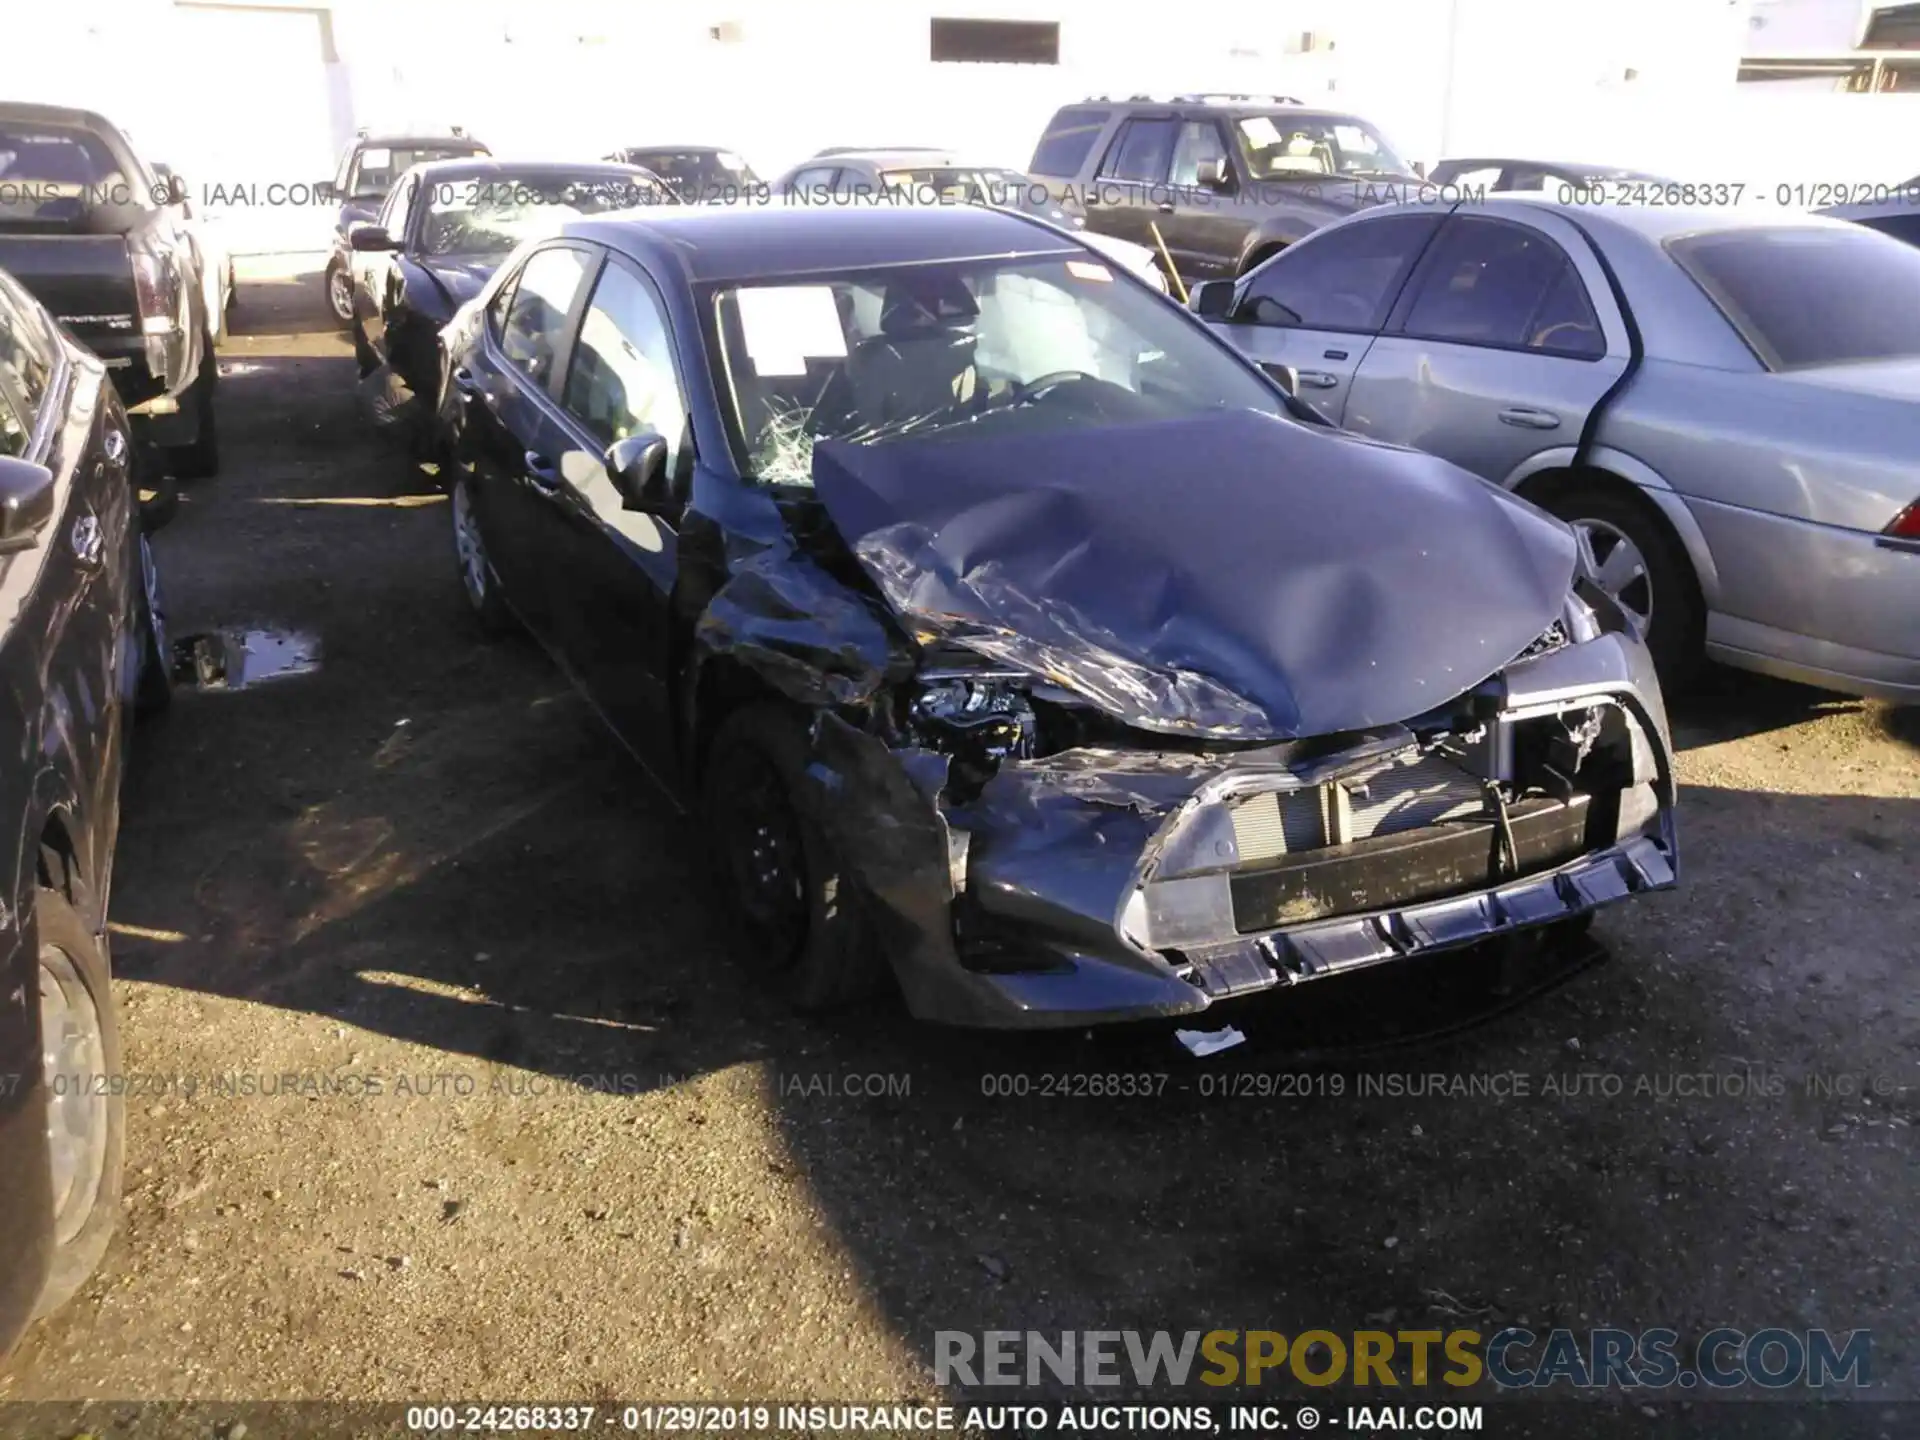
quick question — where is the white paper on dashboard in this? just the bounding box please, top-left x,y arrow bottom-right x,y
738,286 -> 848,377
1238,117 -> 1282,149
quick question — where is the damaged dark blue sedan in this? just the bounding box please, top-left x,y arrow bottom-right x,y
433,204 -> 1677,1028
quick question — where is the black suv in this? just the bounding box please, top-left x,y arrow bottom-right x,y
1027,94 -> 1424,285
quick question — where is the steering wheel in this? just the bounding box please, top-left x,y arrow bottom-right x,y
1012,369 -> 1099,403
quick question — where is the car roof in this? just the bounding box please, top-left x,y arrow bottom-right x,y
1460,194 -> 1857,243
814,150 -> 980,170
621,145 -> 731,155
560,203 -> 1081,283
1073,97 -> 1364,124
401,158 -> 656,184
0,101 -> 117,127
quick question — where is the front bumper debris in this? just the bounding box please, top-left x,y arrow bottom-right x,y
797,632 -> 1679,1030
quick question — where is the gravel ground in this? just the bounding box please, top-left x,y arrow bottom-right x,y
0,258 -> 1913,1427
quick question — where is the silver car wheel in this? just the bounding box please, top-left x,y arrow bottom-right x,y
39,946 -> 108,1245
452,480 -> 489,610
1574,518 -> 1654,628
327,266 -> 353,322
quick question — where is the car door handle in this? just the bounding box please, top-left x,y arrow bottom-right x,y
524,452 -> 560,493
451,366 -> 478,398
1498,406 -> 1561,430
1295,370 -> 1340,389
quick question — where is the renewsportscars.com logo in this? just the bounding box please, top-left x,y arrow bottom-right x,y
934,1328 -> 1872,1391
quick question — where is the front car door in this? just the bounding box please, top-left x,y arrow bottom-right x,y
1204,210 -> 1446,424
544,255 -> 697,762
355,173 -> 417,362
460,242 -> 598,635
1086,115 -> 1178,251
1341,211 -> 1629,483
1160,117 -> 1244,284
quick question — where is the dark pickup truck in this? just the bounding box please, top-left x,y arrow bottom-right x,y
0,103 -> 219,482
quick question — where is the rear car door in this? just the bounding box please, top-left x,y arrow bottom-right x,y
1087,116 -> 1178,250
1341,211 -> 1628,482
1204,210 -> 1445,424
460,242 -> 596,636
1159,117 -> 1244,284
544,255 -> 695,761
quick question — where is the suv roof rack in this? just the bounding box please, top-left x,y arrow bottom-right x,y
1080,92 -> 1302,105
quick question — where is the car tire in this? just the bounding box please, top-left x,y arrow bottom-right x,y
325,260 -> 354,327
450,478 -> 513,636
134,532 -> 172,717
701,704 -> 886,1012
167,349 -> 220,482
30,888 -> 125,1321
1546,480 -> 1704,693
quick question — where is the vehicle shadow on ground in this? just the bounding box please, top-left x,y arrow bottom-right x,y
91,290 -> 1918,1403
1666,664 -> 1892,752
226,265 -> 336,340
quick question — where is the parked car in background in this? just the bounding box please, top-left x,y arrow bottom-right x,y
1027,94 -> 1421,286
349,158 -> 669,447
433,204 -> 1675,1029
150,161 -> 235,343
0,103 -> 221,482
1427,158 -> 1679,194
1817,197 -> 1920,247
1193,197 -> 1920,701
766,150 -> 1170,291
0,262 -> 171,1360
600,146 -> 760,201
322,129 -> 489,324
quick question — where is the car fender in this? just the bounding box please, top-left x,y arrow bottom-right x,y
1502,445 -> 1723,610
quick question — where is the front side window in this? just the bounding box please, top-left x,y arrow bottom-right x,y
1168,121 -> 1230,186
1232,114 -> 1413,181
1099,119 -> 1178,183
1668,224 -> 1920,370
561,262 -> 688,472
1400,217 -> 1604,357
0,275 -> 54,445
704,252 -> 1288,484
1239,213 -> 1441,332
496,246 -> 594,389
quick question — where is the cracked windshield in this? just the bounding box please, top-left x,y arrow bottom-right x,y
419,176 -> 667,257
711,254 -> 1287,483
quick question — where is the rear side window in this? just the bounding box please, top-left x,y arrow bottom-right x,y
0,121 -> 136,229
496,246 -> 595,390
1029,107 -> 1109,177
1669,225 -> 1920,370
1399,216 -> 1604,358
1239,213 -> 1442,332
1099,118 -> 1178,183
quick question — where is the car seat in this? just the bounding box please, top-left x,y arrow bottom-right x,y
846,273 -> 980,429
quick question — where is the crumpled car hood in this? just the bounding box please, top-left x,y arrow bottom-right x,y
417,255 -> 500,309
809,409 -> 1576,740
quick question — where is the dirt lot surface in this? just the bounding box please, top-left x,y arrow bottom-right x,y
0,258 -> 1914,1429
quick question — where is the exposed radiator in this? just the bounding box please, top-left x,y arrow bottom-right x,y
1229,747 -> 1487,864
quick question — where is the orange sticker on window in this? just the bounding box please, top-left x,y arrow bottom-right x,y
1066,260 -> 1113,282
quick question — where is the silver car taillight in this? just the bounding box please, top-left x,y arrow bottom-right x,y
130,239 -> 187,386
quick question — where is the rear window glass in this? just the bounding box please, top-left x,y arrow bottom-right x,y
0,123 -> 138,229
1029,107 -> 1108,177
1668,225 -> 1920,370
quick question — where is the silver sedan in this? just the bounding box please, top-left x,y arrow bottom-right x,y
1194,197 -> 1920,702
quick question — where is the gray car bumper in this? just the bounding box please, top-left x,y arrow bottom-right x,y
804,632 -> 1679,1031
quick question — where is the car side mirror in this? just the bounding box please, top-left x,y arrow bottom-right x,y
0,457 -> 57,553
1190,279 -> 1236,319
1412,160 -> 1428,181
315,180 -> 338,205
1196,156 -> 1232,190
349,224 -> 397,251
606,431 -> 671,512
